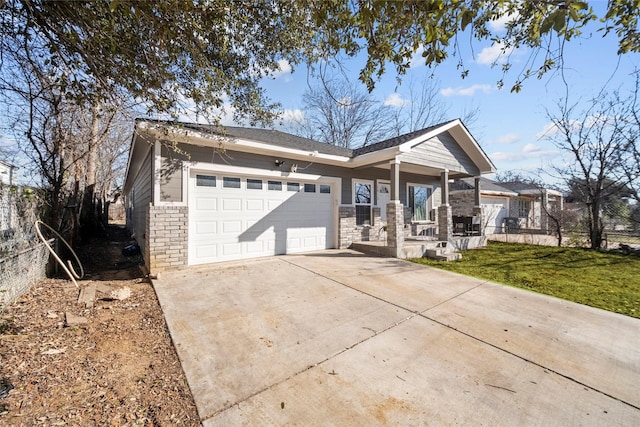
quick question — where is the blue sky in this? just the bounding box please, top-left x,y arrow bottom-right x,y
257,2 -> 640,184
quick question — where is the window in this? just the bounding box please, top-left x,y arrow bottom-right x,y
319,184 -> 331,194
516,199 -> 531,218
247,179 -> 262,190
408,184 -> 432,221
304,183 -> 316,193
354,181 -> 372,225
196,175 -> 216,187
223,177 -> 241,188
287,182 -> 300,192
268,180 -> 282,191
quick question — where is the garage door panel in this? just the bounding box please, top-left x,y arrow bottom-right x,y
222,221 -> 242,234
195,198 -> 217,210
246,199 -> 264,211
287,237 -> 301,249
189,172 -> 336,265
222,243 -> 242,256
195,245 -> 217,259
245,241 -> 265,254
222,198 -> 242,211
482,197 -> 508,234
195,220 -> 218,235
267,199 -> 282,210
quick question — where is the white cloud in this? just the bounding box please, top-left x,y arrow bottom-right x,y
535,122 -> 560,139
409,45 -> 425,68
489,133 -> 520,145
490,147 -> 560,162
440,84 -> 493,97
271,59 -> 292,79
488,11 -> 519,32
280,108 -> 305,124
477,41 -> 515,65
383,93 -> 410,108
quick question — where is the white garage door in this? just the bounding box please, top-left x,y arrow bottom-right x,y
188,170 -> 337,265
482,196 -> 509,234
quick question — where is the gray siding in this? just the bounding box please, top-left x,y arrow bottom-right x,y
159,158 -> 183,202
159,145 -> 184,202
177,143 -> 439,206
129,150 -> 153,254
398,132 -> 480,175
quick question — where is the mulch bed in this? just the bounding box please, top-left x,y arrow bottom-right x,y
0,224 -> 200,426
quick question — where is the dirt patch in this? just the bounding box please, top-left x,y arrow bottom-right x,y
0,224 -> 200,426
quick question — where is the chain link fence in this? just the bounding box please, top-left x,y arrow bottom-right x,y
0,185 -> 48,312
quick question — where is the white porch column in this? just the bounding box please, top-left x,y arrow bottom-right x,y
387,159 -> 404,257
438,169 -> 452,241
473,176 -> 484,236
440,168 -> 449,205
390,159 -> 400,201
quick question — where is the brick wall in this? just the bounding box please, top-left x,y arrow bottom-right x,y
146,205 -> 188,273
450,190 -> 475,217
338,206 -> 384,248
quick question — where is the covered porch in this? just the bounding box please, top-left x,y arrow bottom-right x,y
342,120 -> 495,260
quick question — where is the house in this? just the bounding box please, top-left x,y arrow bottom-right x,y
450,177 -> 563,234
0,160 -> 18,235
0,160 -> 16,186
123,119 -> 495,273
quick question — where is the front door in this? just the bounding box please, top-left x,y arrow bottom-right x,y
377,182 -> 391,221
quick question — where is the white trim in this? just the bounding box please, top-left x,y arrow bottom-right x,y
353,179 -> 374,206
481,190 -> 519,197
152,140 -> 161,205
353,179 -> 374,226
144,125 -> 351,164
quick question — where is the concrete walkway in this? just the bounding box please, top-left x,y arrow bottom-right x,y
152,250 -> 640,426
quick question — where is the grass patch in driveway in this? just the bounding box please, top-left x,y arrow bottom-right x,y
410,241 -> 640,319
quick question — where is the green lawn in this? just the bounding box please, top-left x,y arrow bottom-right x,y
410,241 -> 640,319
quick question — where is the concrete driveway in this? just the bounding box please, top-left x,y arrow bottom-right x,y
152,250 -> 640,426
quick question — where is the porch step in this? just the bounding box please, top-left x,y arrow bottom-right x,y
424,249 -> 462,262
350,240 -> 462,261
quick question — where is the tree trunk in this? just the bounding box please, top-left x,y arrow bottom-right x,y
589,197 -> 603,249
80,103 -> 101,239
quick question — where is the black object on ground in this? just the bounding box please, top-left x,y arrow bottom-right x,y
122,243 -> 140,257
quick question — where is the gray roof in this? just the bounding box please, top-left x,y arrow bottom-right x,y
498,181 -> 542,192
450,177 -> 516,194
142,119 -> 461,159
144,120 -> 354,157
352,120 -> 456,155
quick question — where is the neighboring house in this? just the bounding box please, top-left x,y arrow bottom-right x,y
0,160 -> 18,235
123,119 -> 495,273
0,160 -> 16,186
450,177 -> 563,234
